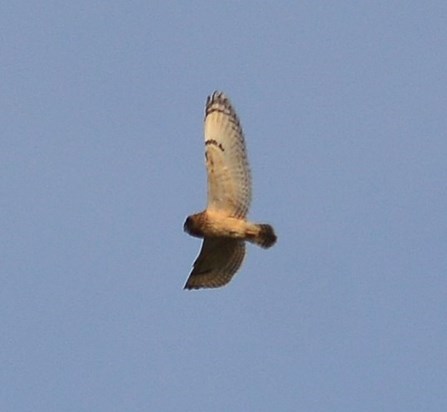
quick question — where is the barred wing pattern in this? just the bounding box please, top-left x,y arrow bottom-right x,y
184,238 -> 245,289
204,92 -> 252,218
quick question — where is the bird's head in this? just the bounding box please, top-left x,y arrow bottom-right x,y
184,214 -> 204,238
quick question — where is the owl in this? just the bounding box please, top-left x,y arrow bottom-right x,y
184,91 -> 276,289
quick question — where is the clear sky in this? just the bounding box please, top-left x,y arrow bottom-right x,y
2,2 -> 446,411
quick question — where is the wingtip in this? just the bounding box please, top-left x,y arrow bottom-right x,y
208,90 -> 228,104
183,282 -> 202,291
183,280 -> 197,290
205,91 -> 236,119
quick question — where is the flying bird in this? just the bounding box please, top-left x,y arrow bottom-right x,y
183,91 -> 277,290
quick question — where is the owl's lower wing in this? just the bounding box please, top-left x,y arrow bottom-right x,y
204,92 -> 251,218
184,238 -> 245,290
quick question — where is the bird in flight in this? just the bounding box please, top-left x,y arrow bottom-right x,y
183,91 -> 277,290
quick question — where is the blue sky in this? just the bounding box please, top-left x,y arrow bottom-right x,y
2,2 -> 446,411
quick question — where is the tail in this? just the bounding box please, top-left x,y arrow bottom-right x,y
250,224 -> 277,248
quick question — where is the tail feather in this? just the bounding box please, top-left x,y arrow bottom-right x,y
252,224 -> 277,248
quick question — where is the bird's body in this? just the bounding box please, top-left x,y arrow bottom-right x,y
184,91 -> 276,290
184,210 -> 276,247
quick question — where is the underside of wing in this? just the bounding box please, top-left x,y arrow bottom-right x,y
204,91 -> 252,218
184,238 -> 246,290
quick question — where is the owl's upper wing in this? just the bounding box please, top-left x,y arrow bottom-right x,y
184,238 -> 245,290
204,91 -> 252,218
